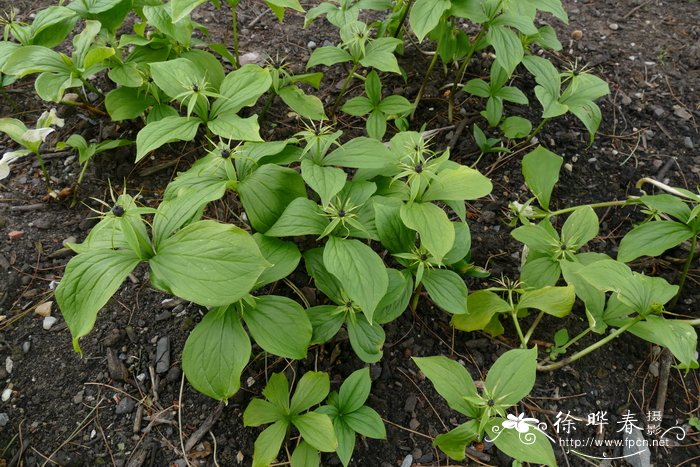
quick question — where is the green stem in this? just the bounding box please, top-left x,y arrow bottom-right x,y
81,78 -> 101,98
669,233 -> 697,310
392,0 -> 414,38
332,62 -> 359,117
682,318 -> 700,326
546,199 -> 640,217
231,4 -> 240,68
411,52 -> 439,120
448,29 -> 484,122
34,152 -> 56,197
526,117 -> 548,143
538,316 -> 643,371
260,92 -> 276,121
522,311 -> 545,346
409,284 -> 423,313
559,328 -> 591,352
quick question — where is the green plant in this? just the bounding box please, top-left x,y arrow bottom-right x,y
243,371 -> 337,467
414,347 -> 556,465
265,57 -> 326,120
341,70 -> 412,139
306,20 -> 403,113
0,108 -> 64,193
317,368 -> 386,466
305,0 -> 392,28
57,134 -> 131,187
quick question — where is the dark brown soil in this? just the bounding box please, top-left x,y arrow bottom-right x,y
0,0 -> 699,466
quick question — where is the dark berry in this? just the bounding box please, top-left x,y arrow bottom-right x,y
487,399 -> 495,407
420,254 -> 428,261
415,163 -> 423,173
345,301 -> 353,308
192,84 -> 199,92
338,209 -> 346,217
221,149 -> 230,158
112,205 -> 125,217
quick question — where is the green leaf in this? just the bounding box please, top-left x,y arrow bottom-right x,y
364,70 -> 381,104
239,164 -> 307,232
560,259 -> 606,333
262,372 -> 290,410
290,441 -> 320,467
332,418 -> 356,467
360,37 -> 403,74
325,136 -> 396,169
561,206 -> 599,249
374,269 -> 413,324
500,116 -> 532,139
242,398 -> 283,427
484,347 -> 537,406
253,234 -> 301,288
452,290 -> 511,332
307,46 -> 352,68
56,249 -> 141,353
617,221 -> 694,263
301,159 -> 346,207
377,95 -> 413,115
347,314 -> 385,363
149,220 -> 268,306
423,166 -> 493,202
343,406 -> 385,439
242,295 -> 312,359
522,146 -> 562,210
207,114 -> 262,142
323,236 -> 388,322
342,96 -> 373,116
409,0 -> 450,42
422,269 -> 468,314
338,368 -> 371,413
521,256 -> 561,288
3,45 -> 69,77
279,85 -> 327,120
400,202 -> 455,262
251,420 -> 288,467
136,116 -> 201,161
182,306 -> 251,401
265,0 -> 305,21
266,197 -> 329,237
0,118 -> 28,145
143,4 -> 193,46
374,199 -> 416,254
307,305 -> 345,343
485,418 -> 556,466
366,111 -> 387,140
149,58 -> 204,99
292,412 -> 338,452
627,316 -> 698,369
171,0 -> 206,23
641,194 -> 692,223
211,64 -> 271,115
34,72 -> 79,102
290,371 -> 330,413
518,286 -> 575,318
486,25 -> 523,76
105,86 -> 154,120
413,356 -> 479,417
434,421 -> 479,461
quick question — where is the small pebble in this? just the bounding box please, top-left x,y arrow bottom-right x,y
22,341 -> 30,354
571,30 -> 583,40
564,162 -> 573,173
73,390 -> 84,404
400,455 -> 413,467
43,316 -> 58,330
608,23 -> 619,30
683,137 -> 694,149
0,413 -> 8,427
8,231 -> 24,240
5,357 -> 12,374
1,388 -> 11,402
155,337 -> 170,374
35,301 -> 52,317
307,40 -> 317,49
115,397 -> 136,415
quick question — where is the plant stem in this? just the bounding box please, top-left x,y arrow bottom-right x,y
522,311 -> 544,346
669,234 -> 697,310
538,316 -> 643,371
546,199 -> 639,217
332,62 -> 359,117
448,30 -> 484,122
34,152 -> 55,196
559,328 -> 591,352
81,78 -> 102,98
392,0 -> 414,38
411,52 -> 439,120
409,284 -> 422,313
260,92 -> 276,121
231,3 -> 240,68
525,117 -> 548,143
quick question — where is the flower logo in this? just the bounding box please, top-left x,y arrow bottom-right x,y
502,412 -> 540,433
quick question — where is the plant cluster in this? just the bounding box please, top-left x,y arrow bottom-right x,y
0,0 -> 697,465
